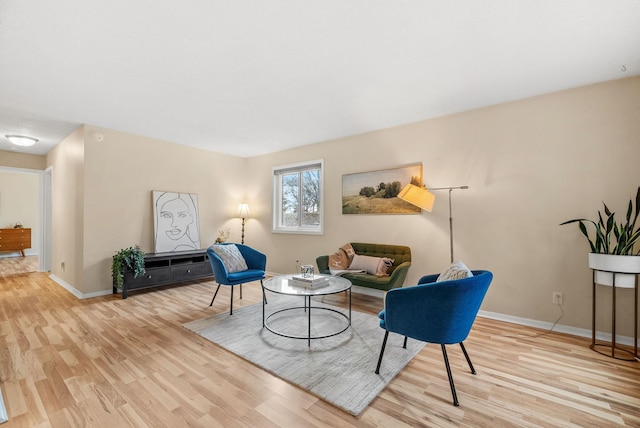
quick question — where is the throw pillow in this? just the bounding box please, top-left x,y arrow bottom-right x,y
340,243 -> 356,262
436,260 -> 473,282
328,243 -> 356,271
350,254 -> 395,276
329,248 -> 350,271
210,244 -> 248,273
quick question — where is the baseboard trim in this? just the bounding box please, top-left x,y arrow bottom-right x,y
0,250 -> 38,259
48,274 -> 113,300
350,285 -> 385,298
478,309 -> 635,347
45,271 -> 637,347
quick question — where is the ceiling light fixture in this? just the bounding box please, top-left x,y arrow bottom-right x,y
6,135 -> 38,147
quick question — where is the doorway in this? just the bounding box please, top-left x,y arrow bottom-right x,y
0,166 -> 51,274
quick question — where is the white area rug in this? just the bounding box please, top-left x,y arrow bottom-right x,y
183,296 -> 424,416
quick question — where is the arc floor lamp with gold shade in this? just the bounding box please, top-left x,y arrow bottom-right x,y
398,183 -> 468,263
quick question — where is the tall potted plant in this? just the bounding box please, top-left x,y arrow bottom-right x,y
560,186 -> 640,287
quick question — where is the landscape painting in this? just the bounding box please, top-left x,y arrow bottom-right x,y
342,164 -> 423,214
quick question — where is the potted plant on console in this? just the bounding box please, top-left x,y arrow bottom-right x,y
112,245 -> 146,291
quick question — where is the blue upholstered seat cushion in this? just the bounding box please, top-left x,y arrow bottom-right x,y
210,244 -> 248,273
227,269 -> 265,282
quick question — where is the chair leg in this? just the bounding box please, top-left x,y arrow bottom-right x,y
209,284 -> 221,306
229,285 -> 234,315
375,331 -> 390,374
403,336 -> 408,349
240,283 -> 243,300
441,344 -> 459,406
459,342 -> 476,375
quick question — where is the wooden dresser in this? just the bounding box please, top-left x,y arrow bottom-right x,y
0,228 -> 31,257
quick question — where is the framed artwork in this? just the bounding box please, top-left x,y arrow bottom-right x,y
342,164 -> 423,214
152,191 -> 201,252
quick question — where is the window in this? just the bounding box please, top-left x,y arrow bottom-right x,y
272,159 -> 323,235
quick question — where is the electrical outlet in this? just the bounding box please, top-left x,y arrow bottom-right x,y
552,291 -> 563,305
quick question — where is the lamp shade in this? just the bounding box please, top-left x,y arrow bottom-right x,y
398,184 -> 435,212
6,135 -> 38,147
236,203 -> 250,218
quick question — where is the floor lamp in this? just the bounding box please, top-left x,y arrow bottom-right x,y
398,184 -> 469,263
236,203 -> 250,244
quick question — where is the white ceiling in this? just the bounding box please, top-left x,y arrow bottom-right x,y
1,1 -> 639,157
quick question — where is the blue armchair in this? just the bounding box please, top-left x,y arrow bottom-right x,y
207,243 -> 267,315
375,270 -> 493,406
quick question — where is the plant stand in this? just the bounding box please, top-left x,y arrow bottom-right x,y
591,269 -> 638,361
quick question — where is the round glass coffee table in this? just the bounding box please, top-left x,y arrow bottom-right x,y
262,274 -> 352,346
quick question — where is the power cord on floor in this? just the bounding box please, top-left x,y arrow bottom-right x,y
501,303 -> 564,339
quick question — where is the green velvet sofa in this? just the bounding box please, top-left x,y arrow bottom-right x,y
316,242 -> 411,292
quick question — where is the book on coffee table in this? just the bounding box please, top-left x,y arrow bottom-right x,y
289,274 -> 330,288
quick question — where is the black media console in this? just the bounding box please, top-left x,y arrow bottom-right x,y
115,249 -> 213,299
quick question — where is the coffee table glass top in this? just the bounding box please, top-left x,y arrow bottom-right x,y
264,274 -> 351,296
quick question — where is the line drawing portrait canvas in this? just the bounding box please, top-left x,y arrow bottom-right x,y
342,164 -> 423,214
153,191 -> 201,252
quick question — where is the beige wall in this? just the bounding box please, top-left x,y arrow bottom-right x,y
21,76 -> 640,336
0,170 -> 39,255
247,76 -> 640,335
47,126 -> 85,291
80,125 -> 247,294
0,151 -> 46,170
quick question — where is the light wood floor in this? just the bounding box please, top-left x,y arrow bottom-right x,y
0,256 -> 38,276
0,273 -> 639,427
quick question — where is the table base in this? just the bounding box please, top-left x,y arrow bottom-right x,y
263,293 -> 352,346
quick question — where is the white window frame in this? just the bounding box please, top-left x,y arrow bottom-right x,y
272,159 -> 324,235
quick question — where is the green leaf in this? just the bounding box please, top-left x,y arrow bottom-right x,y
598,210 -> 606,228
577,221 -> 596,252
615,226 -> 627,254
559,219 -> 586,226
620,229 -> 640,255
613,223 -> 621,240
632,186 -> 640,233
